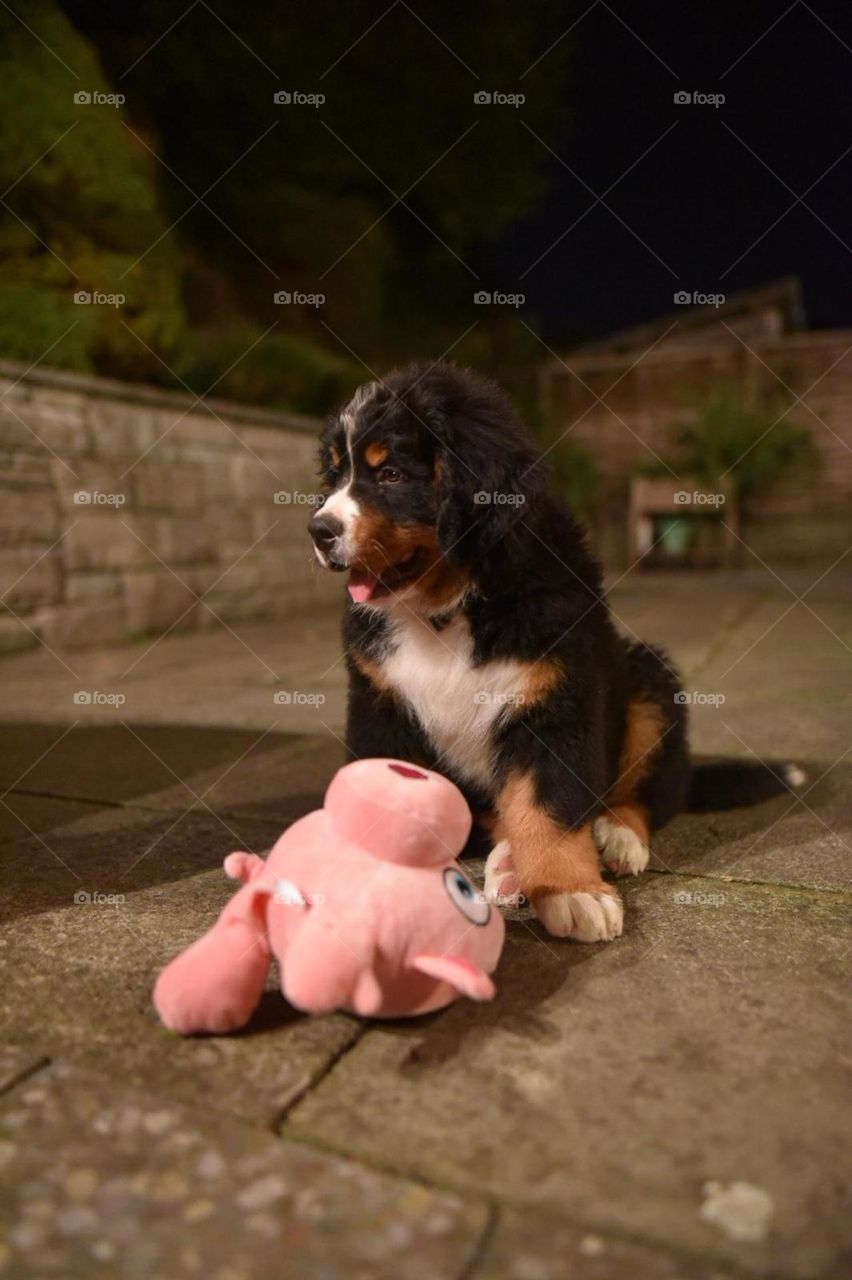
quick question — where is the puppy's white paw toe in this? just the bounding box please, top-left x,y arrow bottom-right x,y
534,889 -> 623,941
483,840 -> 523,906
593,816 -> 650,877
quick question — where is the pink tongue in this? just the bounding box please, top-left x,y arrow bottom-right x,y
348,569 -> 380,603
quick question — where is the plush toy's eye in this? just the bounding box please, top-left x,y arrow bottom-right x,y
443,867 -> 490,926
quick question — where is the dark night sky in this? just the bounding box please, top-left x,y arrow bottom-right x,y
491,0 -> 852,342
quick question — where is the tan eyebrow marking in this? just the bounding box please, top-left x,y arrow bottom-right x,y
364,442 -> 389,468
329,444 -> 341,467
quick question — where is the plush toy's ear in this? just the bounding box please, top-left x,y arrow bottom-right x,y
410,953 -> 496,1002
434,438 -> 544,565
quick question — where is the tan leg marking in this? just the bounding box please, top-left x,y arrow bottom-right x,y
498,773 -> 622,941
608,697 -> 665,805
595,697 -> 664,876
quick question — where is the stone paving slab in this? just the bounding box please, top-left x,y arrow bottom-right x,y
0,721 -> 290,814
0,792 -> 104,844
0,572 -> 846,749
286,873 -> 852,1279
606,571 -> 764,679
133,733 -> 345,823
1,570 -> 850,1278
0,608 -> 347,733
0,1060 -> 489,1280
1,803 -> 286,917
477,1209 -> 748,1280
651,762 -> 852,892
681,597 -> 852,763
0,838 -> 364,1127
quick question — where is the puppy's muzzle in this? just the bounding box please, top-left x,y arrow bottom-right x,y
309,512 -> 346,568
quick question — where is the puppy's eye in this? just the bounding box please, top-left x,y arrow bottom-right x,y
377,466 -> 404,484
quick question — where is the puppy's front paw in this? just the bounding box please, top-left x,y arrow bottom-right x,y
483,840 -> 523,907
594,816 -> 649,877
534,888 -> 623,941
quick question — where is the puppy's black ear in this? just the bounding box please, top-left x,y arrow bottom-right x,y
435,436 -> 545,564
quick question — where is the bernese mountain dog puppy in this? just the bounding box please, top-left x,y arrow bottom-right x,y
309,362 -> 800,940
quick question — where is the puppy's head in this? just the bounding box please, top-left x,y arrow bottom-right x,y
309,362 -> 543,611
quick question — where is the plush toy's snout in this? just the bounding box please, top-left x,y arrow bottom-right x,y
324,757 -> 472,866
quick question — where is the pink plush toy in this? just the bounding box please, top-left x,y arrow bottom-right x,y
154,758 -> 505,1033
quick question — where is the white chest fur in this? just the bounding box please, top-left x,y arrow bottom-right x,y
381,609 -> 530,789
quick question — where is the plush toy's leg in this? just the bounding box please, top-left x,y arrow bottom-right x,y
154,884 -> 272,1035
275,917 -> 373,1016
224,851 -> 267,882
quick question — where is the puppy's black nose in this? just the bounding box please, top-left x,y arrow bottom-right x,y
309,511 -> 344,554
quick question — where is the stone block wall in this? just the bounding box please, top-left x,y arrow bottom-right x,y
0,362 -> 338,652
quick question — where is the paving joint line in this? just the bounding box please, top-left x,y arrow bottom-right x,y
0,1054 -> 52,1100
458,1202 -> 500,1280
261,1122 -> 770,1277
642,864 -> 852,897
684,589 -> 768,681
270,1020 -> 369,1132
